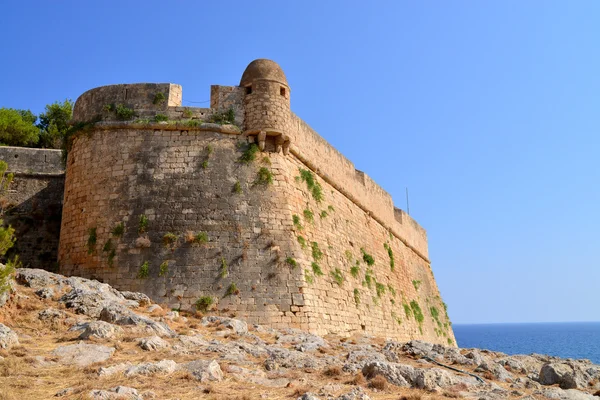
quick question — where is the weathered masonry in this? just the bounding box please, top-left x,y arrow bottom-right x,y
59,59 -> 455,344
0,147 -> 64,269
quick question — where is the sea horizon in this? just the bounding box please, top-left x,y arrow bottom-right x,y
453,321 -> 600,364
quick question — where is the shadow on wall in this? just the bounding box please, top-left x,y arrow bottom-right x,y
4,180 -> 63,271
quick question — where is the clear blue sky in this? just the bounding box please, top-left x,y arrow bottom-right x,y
1,1 -> 599,324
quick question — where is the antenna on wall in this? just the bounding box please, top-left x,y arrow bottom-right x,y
406,187 -> 410,215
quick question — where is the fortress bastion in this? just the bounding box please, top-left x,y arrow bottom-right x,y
58,59 -> 455,344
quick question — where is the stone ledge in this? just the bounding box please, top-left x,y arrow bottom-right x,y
91,121 -> 241,135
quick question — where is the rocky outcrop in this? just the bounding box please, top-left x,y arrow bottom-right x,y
2,268 -> 600,400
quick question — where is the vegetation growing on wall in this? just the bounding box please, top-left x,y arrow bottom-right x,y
255,167 -> 273,185
311,262 -> 324,277
208,108 -> 235,125
111,222 -> 125,237
225,282 -> 239,297
297,235 -> 306,249
115,104 -> 135,120
297,168 -> 323,202
361,248 -> 375,266
285,257 -> 297,268
195,296 -> 214,312
353,288 -> 361,306
331,268 -> 344,286
163,232 -> 178,248
159,261 -> 169,277
153,92 -> 166,105
303,209 -> 314,223
186,231 -> 208,246
383,242 -> 395,271
138,215 -> 149,234
412,280 -> 422,291
87,227 -> 97,255
233,181 -> 242,194
304,269 -> 314,284
138,261 -> 149,279
311,242 -> 323,262
220,257 -> 228,278
292,215 -> 303,230
238,142 -> 259,164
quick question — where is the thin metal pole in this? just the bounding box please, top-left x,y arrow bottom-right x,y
406,187 -> 410,215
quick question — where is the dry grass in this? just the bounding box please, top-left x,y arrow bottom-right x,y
322,365 -> 342,377
347,371 -> 367,386
368,374 -> 387,390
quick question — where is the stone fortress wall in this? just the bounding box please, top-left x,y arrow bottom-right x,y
58,60 -> 455,345
0,146 -> 64,268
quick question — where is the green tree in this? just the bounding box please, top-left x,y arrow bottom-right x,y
37,99 -> 73,148
0,108 -> 39,146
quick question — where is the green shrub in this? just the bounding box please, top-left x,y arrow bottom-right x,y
363,268 -> 373,289
233,181 -> 243,194
304,269 -> 314,284
163,232 -> 178,247
311,242 -> 323,261
319,210 -> 328,219
111,222 -> 125,237
107,249 -> 116,267
138,261 -> 150,279
331,268 -> 344,286
115,104 -> 134,120
292,215 -> 303,230
403,302 -> 412,319
361,248 -> 375,266
350,265 -> 360,278
238,142 -> 259,164
0,257 -> 17,297
384,242 -> 395,271
195,296 -> 214,312
225,282 -> 239,297
387,284 -> 397,297
410,300 -> 424,324
208,108 -> 235,125
303,209 -> 314,223
220,257 -> 228,278
298,168 -> 323,202
138,215 -> 149,234
154,114 -> 168,122
87,227 -> 97,255
327,205 -> 335,212
375,282 -> 386,297
0,108 -> 39,146
102,239 -> 113,253
412,280 -> 422,291
297,235 -> 306,248
183,108 -> 193,118
201,160 -> 209,169
447,338 -> 454,346
353,288 -> 361,305
285,257 -> 297,268
153,92 -> 166,105
187,231 -> 208,245
0,222 -> 15,257
255,167 -> 273,185
159,261 -> 169,277
311,262 -> 324,276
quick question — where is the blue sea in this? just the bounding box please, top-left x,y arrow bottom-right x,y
453,322 -> 600,365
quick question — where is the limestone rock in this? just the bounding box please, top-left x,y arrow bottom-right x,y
336,387 -> 371,400
52,342 -> 115,366
138,336 -> 169,351
98,304 -> 175,337
78,321 -> 123,340
538,362 -> 594,389
0,323 -> 19,349
361,361 -> 412,387
201,316 -> 248,335
536,387 -> 598,400
38,308 -> 66,322
124,360 -> 178,376
182,359 -> 223,382
16,268 -> 62,289
35,287 -> 54,299
88,386 -> 143,400
297,394 -> 320,400
120,291 -> 151,306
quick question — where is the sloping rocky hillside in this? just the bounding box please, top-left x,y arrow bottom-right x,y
0,268 -> 599,400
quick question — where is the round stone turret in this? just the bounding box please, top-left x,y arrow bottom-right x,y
241,59 -> 291,153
